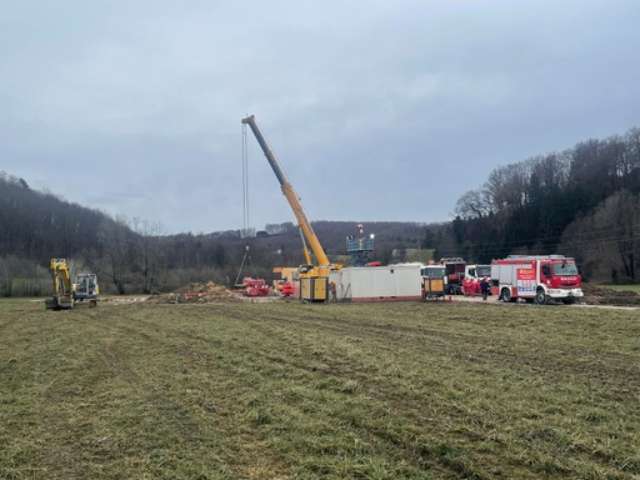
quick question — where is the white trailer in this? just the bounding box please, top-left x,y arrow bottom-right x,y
330,264 -> 422,302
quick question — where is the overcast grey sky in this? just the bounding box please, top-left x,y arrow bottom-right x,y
2,1 -> 639,233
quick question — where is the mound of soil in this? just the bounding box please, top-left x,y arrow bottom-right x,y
102,295 -> 150,305
147,281 -> 241,304
582,284 -> 640,306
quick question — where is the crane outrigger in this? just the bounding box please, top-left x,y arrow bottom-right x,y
241,114 -> 340,302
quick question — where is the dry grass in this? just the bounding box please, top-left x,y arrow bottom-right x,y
1,299 -> 639,479
602,284 -> 640,294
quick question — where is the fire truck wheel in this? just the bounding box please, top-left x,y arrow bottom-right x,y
535,289 -> 548,305
500,288 -> 511,303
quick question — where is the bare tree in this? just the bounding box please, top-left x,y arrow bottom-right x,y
97,216 -> 133,294
455,189 -> 491,219
131,218 -> 165,294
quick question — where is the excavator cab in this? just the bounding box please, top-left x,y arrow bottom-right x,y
74,273 -> 99,306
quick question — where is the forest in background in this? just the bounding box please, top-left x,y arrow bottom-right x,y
446,127 -> 640,282
2,126 -> 640,296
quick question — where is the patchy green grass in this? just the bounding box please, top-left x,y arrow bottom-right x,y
1,299 -> 639,479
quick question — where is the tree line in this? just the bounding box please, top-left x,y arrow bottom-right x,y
423,127 -> 640,282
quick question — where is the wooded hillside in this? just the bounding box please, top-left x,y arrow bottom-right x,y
0,172 -> 428,295
435,127 -> 640,281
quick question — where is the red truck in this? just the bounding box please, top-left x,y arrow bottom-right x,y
462,264 -> 491,296
491,255 -> 583,304
440,257 -> 466,295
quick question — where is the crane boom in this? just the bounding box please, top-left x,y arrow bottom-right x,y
241,115 -> 330,267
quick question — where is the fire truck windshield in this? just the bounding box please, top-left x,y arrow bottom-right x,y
552,262 -> 578,276
477,266 -> 491,277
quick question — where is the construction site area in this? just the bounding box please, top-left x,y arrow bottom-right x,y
4,111 -> 640,480
5,1 -> 640,479
40,115 -> 613,311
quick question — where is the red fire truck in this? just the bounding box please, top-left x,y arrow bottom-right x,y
440,257 -> 466,295
491,255 -> 583,304
462,264 -> 491,296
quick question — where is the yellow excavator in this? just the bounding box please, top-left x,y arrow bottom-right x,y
45,258 -> 99,310
242,115 -> 340,302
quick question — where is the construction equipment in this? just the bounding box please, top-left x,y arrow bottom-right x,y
242,277 -> 271,297
421,265 -> 447,300
241,114 -> 340,302
45,258 -> 74,310
45,258 -> 99,310
73,272 -> 99,306
273,266 -> 298,298
346,223 -> 375,266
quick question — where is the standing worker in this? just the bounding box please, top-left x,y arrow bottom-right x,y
480,276 -> 490,301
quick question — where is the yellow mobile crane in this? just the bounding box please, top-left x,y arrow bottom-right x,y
242,114 -> 340,302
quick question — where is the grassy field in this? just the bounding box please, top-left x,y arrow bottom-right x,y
1,299 -> 639,480
603,284 -> 640,294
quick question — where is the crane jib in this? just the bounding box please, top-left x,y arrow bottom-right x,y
241,115 -> 287,187
241,114 -> 332,268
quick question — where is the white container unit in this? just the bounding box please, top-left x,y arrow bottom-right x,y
330,264 -> 422,302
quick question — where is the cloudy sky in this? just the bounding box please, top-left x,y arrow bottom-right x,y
2,1 -> 639,233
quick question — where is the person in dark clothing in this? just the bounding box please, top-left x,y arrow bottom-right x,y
480,277 -> 490,301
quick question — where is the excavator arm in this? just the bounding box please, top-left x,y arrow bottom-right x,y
46,258 -> 74,310
241,115 -> 330,267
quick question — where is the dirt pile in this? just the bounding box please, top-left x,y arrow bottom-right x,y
147,281 -> 241,304
102,295 -> 150,305
582,284 -> 640,306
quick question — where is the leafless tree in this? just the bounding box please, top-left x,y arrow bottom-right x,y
96,216 -> 133,294
455,189 -> 491,219
131,218 -> 165,294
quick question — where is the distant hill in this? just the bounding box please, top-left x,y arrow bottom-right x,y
0,171 -> 127,264
0,171 -> 432,295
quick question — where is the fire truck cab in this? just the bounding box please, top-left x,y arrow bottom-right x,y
440,257 -> 466,295
462,264 -> 491,296
491,255 -> 583,305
